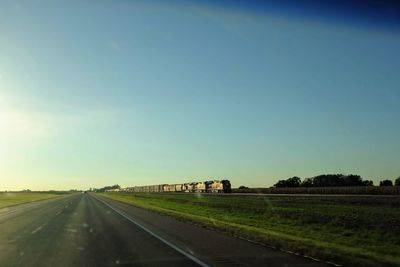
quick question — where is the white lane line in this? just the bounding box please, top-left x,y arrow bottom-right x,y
31,224 -> 46,235
93,196 -> 210,267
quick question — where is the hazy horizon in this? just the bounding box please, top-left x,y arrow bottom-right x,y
1,0 -> 399,191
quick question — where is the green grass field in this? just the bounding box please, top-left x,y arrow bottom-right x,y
0,192 -> 62,209
232,186 -> 400,195
99,192 -> 400,267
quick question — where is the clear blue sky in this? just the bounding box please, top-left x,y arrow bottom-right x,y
0,1 -> 399,190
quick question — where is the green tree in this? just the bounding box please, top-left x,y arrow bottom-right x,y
287,176 -> 301,187
362,180 -> 374,186
301,178 -> 313,187
379,180 -> 393,186
395,177 -> 400,186
274,179 -> 288,188
343,174 -> 363,186
274,176 -> 301,187
312,174 -> 345,187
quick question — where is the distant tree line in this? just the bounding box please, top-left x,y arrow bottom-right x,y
273,175 -> 400,188
380,179 -> 398,187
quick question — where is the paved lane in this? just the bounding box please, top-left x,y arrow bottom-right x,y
0,193 -> 329,267
0,193 -> 198,267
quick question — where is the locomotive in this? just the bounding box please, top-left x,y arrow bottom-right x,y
119,180 -> 231,193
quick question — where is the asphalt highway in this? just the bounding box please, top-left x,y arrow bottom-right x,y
0,193 -> 329,267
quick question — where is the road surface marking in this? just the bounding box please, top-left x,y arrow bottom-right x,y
31,224 -> 46,235
94,196 -> 210,267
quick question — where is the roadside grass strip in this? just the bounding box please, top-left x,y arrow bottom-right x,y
0,193 -> 62,209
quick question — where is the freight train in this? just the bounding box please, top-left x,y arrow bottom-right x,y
118,180 -> 231,193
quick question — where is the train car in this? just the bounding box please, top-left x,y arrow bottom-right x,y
105,188 -> 120,192
206,180 -> 223,193
174,184 -> 184,192
163,184 -> 172,192
149,185 -> 159,192
205,180 -> 232,193
135,185 -> 161,193
158,184 -> 165,192
162,184 -> 168,192
193,182 -> 207,192
167,184 -> 174,192
120,179 -> 231,194
183,183 -> 194,192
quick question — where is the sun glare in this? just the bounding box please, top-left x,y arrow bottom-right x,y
0,105 -> 50,139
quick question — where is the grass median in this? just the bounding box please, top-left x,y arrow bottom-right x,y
0,192 -> 62,209
98,192 -> 400,267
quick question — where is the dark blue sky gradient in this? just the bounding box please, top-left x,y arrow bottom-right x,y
197,0 -> 400,31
